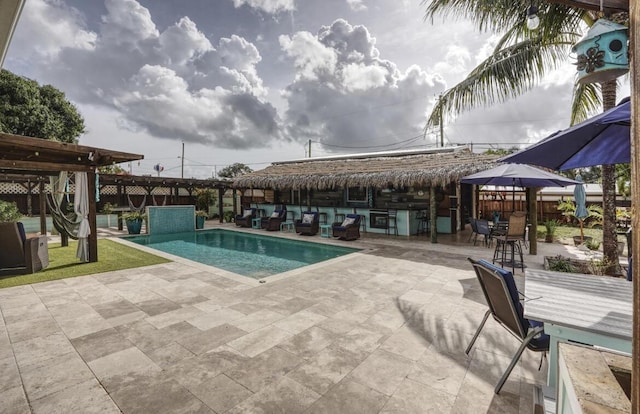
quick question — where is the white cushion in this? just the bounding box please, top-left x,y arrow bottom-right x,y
271,211 -> 280,218
243,210 -> 253,217
341,217 -> 355,227
302,213 -> 315,224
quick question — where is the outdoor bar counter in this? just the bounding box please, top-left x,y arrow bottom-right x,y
257,204 -> 456,236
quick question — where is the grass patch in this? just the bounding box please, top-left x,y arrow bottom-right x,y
0,239 -> 170,289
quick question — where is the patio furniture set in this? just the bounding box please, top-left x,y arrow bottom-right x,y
466,257 -> 632,413
235,207 -> 362,240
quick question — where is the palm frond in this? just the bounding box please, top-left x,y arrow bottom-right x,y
570,82 -> 601,125
425,39 -> 571,129
422,0 -> 528,32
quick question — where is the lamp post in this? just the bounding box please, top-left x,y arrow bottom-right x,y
181,142 -> 184,178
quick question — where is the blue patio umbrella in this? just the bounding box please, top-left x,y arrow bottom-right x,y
573,174 -> 589,242
499,98 -> 630,170
461,163 -> 579,210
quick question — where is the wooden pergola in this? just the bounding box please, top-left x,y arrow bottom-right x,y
0,132 -> 143,262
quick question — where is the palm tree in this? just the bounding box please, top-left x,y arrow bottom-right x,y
423,0 -> 625,274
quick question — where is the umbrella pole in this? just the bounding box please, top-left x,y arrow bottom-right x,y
580,219 -> 584,242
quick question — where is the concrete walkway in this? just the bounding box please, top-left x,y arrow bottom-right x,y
0,225 -> 601,413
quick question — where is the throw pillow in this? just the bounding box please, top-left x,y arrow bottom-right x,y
302,213 -> 315,224
271,211 -> 280,218
243,210 -> 253,217
341,217 -> 355,227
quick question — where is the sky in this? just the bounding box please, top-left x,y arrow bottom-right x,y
4,0 -> 629,179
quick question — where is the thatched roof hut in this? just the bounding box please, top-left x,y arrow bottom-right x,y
234,147 -> 499,190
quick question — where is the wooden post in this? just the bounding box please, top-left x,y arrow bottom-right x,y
528,187 -> 537,256
430,186 -> 437,243
39,180 -> 46,236
218,187 -> 224,223
87,171 -> 98,262
629,0 -> 639,410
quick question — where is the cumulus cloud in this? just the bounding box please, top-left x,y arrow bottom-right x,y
232,0 -> 295,14
11,0 -> 281,150
346,0 -> 367,12
8,0 -> 96,59
280,19 -> 445,151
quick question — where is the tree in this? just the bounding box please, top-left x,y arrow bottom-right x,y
98,164 -> 127,175
423,0 -> 625,274
217,163 -> 253,179
0,69 -> 85,143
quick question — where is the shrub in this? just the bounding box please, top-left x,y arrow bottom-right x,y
123,211 -> 146,221
585,239 -> 601,251
0,200 -> 22,222
548,255 -> 576,273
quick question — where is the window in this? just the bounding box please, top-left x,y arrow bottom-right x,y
347,187 -> 368,203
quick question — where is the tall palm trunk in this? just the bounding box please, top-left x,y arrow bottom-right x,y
601,80 -> 621,275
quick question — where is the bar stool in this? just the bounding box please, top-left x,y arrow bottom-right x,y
333,208 -> 345,224
417,210 -> 429,235
386,208 -> 398,236
354,208 -> 367,233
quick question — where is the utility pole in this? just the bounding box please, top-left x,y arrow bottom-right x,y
308,139 -> 311,158
181,141 -> 184,178
439,94 -> 444,148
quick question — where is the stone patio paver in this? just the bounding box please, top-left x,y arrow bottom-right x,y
0,226 -> 574,413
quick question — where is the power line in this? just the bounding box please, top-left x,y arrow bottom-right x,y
315,134 -> 423,150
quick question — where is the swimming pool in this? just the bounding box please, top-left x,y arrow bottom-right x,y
125,229 -> 359,279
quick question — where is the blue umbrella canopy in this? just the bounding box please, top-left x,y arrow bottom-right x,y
461,163 -> 580,188
499,98 -> 630,170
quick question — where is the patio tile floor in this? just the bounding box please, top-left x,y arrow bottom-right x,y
0,225 -> 585,413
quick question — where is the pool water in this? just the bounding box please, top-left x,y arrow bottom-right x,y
126,229 -> 359,279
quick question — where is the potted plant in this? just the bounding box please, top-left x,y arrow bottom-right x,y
195,210 -> 208,229
543,219 -> 559,243
123,211 -> 146,234
0,200 -> 22,222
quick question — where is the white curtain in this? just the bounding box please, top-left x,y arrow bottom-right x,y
74,172 -> 91,262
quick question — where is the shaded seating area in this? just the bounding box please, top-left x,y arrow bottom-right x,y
261,207 -> 287,231
332,214 -> 361,241
235,208 -> 257,227
492,211 -> 527,272
295,211 -> 320,235
0,222 -> 49,276
466,258 -> 549,394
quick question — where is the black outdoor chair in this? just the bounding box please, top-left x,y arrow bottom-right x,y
466,258 -> 549,394
261,207 -> 287,231
295,211 -> 320,235
332,214 -> 361,241
235,208 -> 257,227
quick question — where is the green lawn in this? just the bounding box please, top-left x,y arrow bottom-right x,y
538,224 -> 628,245
0,239 -> 171,289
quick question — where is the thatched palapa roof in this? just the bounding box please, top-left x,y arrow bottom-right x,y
234,147 -> 499,190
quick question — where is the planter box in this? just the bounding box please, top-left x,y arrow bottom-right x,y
125,219 -> 143,235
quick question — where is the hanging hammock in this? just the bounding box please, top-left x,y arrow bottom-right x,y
128,194 -> 146,212
48,172 -> 81,240
152,195 -> 167,206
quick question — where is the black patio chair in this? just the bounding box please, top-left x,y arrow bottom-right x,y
332,214 -> 361,241
466,258 -> 549,394
295,211 -> 320,235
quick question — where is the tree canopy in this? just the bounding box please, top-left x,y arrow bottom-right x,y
0,69 -> 85,143
218,163 -> 253,179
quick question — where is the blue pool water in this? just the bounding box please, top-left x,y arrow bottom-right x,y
126,229 -> 359,279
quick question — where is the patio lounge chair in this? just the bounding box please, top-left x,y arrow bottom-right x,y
332,214 -> 361,241
466,258 -> 549,394
295,211 -> 320,235
261,207 -> 287,231
235,208 -> 257,227
0,222 -> 49,276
